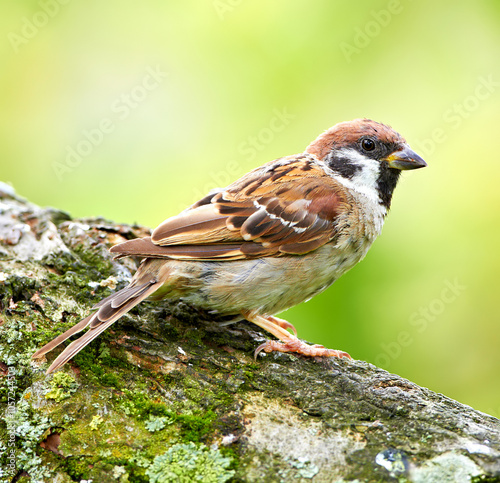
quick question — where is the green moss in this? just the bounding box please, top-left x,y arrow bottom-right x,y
472,476 -> 500,482
45,372 -> 78,402
119,388 -> 217,442
121,389 -> 173,420
67,338 -> 130,386
177,410 -> 216,442
100,372 -> 122,387
63,455 -> 93,481
145,442 -> 234,483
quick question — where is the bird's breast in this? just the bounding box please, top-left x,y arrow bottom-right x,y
165,237 -> 374,317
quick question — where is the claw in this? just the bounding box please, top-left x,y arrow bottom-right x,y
243,310 -> 352,361
254,342 -> 270,360
268,316 -> 298,336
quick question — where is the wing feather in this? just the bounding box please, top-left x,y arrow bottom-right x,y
110,155 -> 353,261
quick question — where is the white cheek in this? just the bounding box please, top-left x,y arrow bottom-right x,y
333,149 -> 382,203
353,158 -> 379,185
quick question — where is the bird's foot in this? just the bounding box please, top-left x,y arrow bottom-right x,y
267,315 -> 297,336
254,337 -> 352,360
242,310 -> 351,361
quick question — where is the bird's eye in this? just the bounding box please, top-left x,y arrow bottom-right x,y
361,138 -> 376,152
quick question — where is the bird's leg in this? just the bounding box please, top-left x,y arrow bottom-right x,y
242,310 -> 352,360
267,315 -> 297,336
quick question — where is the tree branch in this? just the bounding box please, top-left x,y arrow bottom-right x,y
0,182 -> 498,482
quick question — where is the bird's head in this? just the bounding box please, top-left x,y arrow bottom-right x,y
306,118 -> 426,208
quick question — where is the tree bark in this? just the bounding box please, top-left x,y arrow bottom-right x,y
0,182 -> 499,483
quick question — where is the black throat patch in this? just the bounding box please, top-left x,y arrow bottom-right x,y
377,165 -> 401,209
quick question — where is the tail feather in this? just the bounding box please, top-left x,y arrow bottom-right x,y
31,314 -> 94,359
42,281 -> 162,374
91,281 -> 150,309
33,259 -> 171,374
110,281 -> 154,310
90,281 -> 155,327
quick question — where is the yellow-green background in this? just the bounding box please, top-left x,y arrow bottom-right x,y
1,1 -> 499,415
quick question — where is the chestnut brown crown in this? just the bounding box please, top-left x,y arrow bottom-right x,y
305,118 -> 406,161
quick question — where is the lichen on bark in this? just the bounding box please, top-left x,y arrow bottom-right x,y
0,182 -> 499,483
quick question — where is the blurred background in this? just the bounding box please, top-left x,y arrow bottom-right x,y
1,1 -> 499,415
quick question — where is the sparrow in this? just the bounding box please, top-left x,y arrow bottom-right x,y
33,118 -> 426,373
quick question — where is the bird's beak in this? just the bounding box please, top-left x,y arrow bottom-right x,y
385,145 -> 427,170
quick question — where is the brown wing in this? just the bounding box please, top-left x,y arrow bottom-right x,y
110,154 -> 353,261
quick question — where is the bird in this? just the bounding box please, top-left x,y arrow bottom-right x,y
33,118 -> 426,373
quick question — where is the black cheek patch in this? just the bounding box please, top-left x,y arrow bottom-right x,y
326,154 -> 362,180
